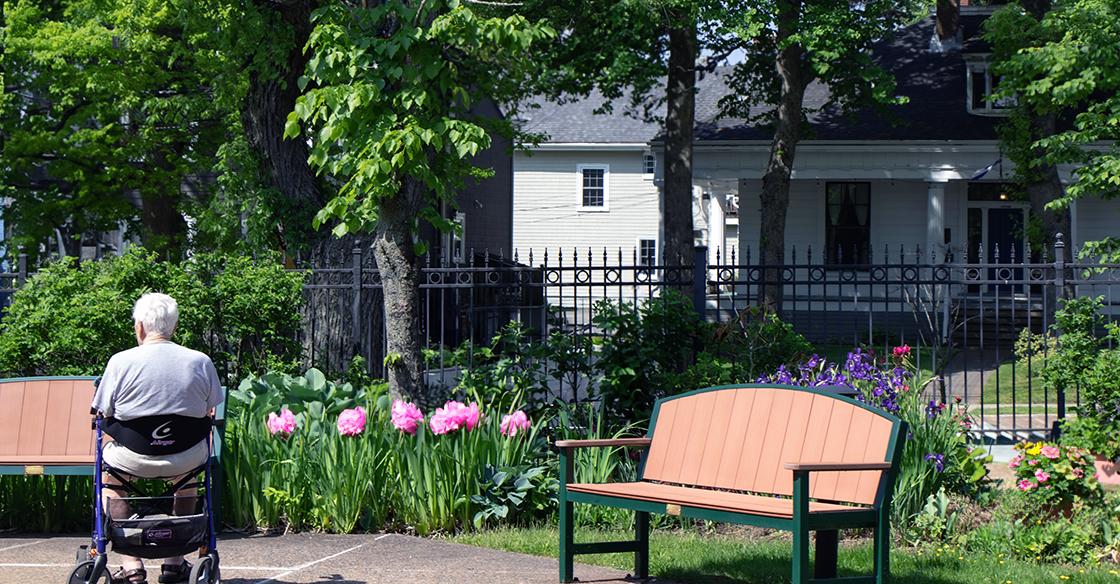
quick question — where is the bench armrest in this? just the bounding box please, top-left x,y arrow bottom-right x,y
555,438 -> 652,449
783,461 -> 892,472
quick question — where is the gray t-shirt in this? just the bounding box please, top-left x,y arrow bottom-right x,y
91,341 -> 224,420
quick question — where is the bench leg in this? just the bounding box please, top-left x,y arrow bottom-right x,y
814,529 -> 839,579
873,512 -> 890,584
560,497 -> 575,582
634,511 -> 649,579
792,472 -> 810,584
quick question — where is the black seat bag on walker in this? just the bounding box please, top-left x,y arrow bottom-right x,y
103,415 -> 211,455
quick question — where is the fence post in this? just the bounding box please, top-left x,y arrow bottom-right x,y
1053,233 -> 1066,439
692,245 -> 708,319
351,246 -> 363,365
17,249 -> 27,287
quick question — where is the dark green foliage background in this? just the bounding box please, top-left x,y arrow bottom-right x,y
0,249 -> 305,380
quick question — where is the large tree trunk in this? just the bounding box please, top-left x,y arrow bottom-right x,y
662,22 -> 696,268
371,179 -> 424,401
139,147 -> 188,259
241,0 -> 323,230
757,0 -> 805,314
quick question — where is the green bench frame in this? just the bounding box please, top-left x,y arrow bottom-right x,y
557,384 -> 907,584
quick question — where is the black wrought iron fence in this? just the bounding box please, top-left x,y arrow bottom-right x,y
296,235 -> 1119,443
2,236 -> 1110,442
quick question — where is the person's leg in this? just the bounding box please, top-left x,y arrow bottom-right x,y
159,471 -> 198,582
103,472 -> 147,582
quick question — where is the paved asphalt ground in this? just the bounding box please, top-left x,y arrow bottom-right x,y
0,533 -> 661,584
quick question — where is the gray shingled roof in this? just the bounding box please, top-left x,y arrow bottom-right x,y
522,12 -> 1000,145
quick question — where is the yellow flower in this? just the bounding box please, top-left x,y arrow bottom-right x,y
1026,443 -> 1042,456
1059,576 -> 1069,581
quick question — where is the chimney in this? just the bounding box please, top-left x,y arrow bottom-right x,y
936,0 -> 961,42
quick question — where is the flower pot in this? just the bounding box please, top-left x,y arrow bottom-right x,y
1094,454 -> 1120,486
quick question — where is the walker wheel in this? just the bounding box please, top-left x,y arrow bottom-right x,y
66,559 -> 110,584
188,555 -> 220,584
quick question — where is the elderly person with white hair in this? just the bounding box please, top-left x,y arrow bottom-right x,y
91,293 -> 224,584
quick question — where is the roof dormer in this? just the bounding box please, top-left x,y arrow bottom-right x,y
964,57 -> 1016,116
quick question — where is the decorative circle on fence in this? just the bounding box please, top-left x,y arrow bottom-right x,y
575,269 -> 591,284
636,269 -> 651,283
870,267 -> 887,282
545,269 -> 561,284
965,268 -> 981,281
841,270 -> 856,282
457,272 -> 473,285
1029,268 -> 1045,281
810,267 -> 826,282
605,269 -> 621,284
933,267 -> 950,282
747,268 -> 762,283
783,268 -> 795,281
665,268 -> 683,283
996,267 -> 1012,281
485,270 -> 501,285
515,270 -> 532,284
718,268 -> 734,284
426,272 -> 445,285
902,267 -> 918,282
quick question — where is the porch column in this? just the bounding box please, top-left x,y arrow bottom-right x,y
707,191 -> 726,267
926,181 -> 947,263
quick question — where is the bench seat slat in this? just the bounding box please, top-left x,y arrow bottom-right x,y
566,482 -> 869,519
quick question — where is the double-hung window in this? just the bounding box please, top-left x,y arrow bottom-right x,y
825,182 -> 871,266
967,62 -> 1016,115
638,239 -> 657,267
578,165 -> 609,211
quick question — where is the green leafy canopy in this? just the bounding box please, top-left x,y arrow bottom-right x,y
284,0 -> 555,238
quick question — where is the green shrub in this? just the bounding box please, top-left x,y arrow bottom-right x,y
1060,417 -> 1120,461
0,248 -> 303,380
593,292 -> 810,427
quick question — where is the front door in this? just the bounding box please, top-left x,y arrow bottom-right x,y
987,208 -> 1024,293
966,205 -> 1026,293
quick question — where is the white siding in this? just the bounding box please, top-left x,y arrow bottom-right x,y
1074,196 -> 1120,251
512,151 -> 660,260
736,180 -> 929,262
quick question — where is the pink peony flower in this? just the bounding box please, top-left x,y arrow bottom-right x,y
1009,455 -> 1022,469
1028,459 -> 1039,466
500,410 -> 531,437
893,345 -> 911,358
1040,445 -> 1061,460
1017,479 -> 1035,491
428,400 -> 481,435
337,406 -> 367,436
1034,469 -> 1050,483
391,400 -> 424,435
267,408 -> 297,437
1073,468 -> 1085,479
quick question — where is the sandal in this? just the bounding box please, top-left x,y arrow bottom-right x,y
158,561 -> 192,584
111,567 -> 147,584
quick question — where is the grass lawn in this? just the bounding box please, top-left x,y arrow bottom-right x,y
980,359 -> 1054,407
454,527 -> 1120,584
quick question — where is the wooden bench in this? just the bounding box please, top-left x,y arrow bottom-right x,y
556,384 -> 906,584
0,376 -> 100,476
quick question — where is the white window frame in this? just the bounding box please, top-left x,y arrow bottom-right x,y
445,211 -> 466,264
577,164 -> 610,212
642,152 -> 656,178
966,62 -> 1016,116
636,237 -> 658,267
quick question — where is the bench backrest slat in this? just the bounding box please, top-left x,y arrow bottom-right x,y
642,385 -> 899,506
0,378 -> 97,464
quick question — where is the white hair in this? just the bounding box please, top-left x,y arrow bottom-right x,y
132,293 -> 179,337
